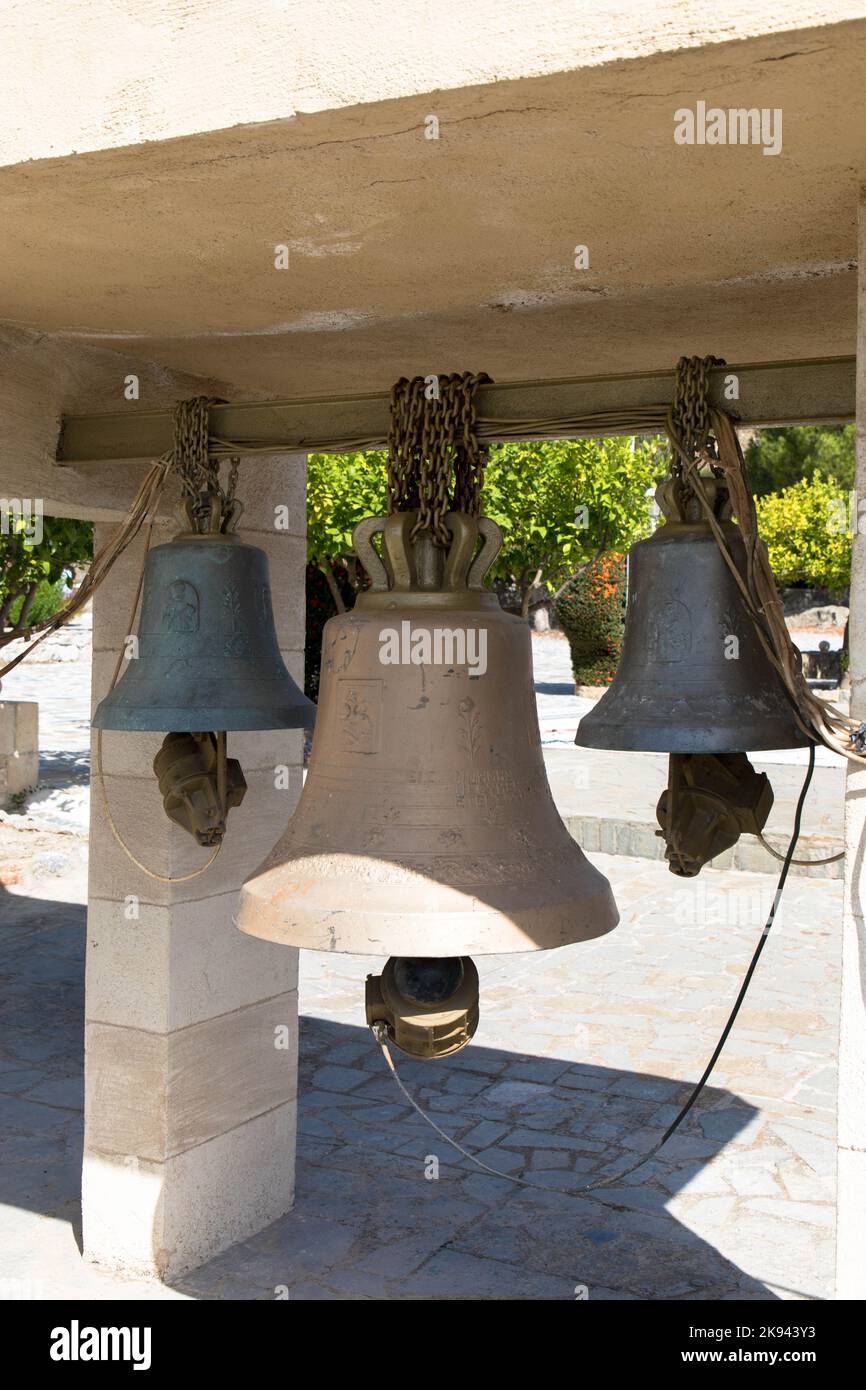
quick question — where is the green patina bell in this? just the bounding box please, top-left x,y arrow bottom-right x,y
93,521 -> 314,734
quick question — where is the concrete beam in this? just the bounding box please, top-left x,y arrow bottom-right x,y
57,356 -> 856,464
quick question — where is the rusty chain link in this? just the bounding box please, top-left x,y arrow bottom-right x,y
172,396 -> 240,530
387,372 -> 491,546
667,354 -> 726,470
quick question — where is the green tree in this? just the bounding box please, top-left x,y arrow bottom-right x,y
744,425 -> 854,496
306,450 -> 388,609
755,472 -> 850,592
482,436 -> 664,618
305,439 -> 666,619
1,512 -> 93,647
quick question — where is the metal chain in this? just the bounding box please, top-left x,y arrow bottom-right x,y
668,355 -> 726,472
172,396 -> 240,530
173,396 -> 218,496
387,372 -> 491,546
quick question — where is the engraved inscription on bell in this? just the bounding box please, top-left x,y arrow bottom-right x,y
338,678 -> 383,753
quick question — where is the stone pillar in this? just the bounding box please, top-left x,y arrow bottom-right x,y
0,700 -> 38,803
82,456 -> 307,1281
837,192 -> 866,1300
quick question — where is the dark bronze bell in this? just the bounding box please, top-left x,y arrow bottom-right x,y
576,478 -> 809,754
576,475 -> 811,877
92,529 -> 315,733
237,510 -> 618,1057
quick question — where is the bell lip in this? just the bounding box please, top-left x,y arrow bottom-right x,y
92,703 -> 315,732
233,883 -> 619,956
575,721 -> 812,753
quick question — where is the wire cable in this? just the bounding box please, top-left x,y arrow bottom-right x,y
374,743 -> 817,1198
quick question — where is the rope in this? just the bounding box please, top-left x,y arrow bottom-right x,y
202,406 -> 674,457
755,830 -> 844,867
0,457 -> 171,681
1,395 -> 234,680
387,372 -> 491,546
374,746 -> 816,1199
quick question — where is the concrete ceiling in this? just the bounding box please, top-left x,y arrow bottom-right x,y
1,17 -> 864,400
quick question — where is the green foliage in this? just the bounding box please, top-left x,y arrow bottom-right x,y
6,578 -> 66,627
305,439 -> 664,593
755,472 -> 850,592
1,513 -> 92,638
556,553 -> 627,686
482,437 -> 662,609
306,451 -> 389,564
304,561 -> 355,702
745,425 -> 854,497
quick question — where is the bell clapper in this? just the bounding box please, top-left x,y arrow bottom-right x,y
656,752 -> 774,877
366,956 -> 480,1060
153,730 -> 247,846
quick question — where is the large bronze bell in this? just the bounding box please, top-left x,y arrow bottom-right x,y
236,510 -> 618,1056
93,529 -> 314,734
576,479 -> 809,754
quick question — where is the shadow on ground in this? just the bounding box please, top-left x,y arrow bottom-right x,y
0,884 -> 784,1300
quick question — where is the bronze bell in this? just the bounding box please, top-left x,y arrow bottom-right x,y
93,502 -> 315,846
93,528 -> 314,734
576,478 -> 809,754
237,510 -> 618,1057
576,476 -> 811,876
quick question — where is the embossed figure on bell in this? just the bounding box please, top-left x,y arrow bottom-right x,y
576,477 -> 810,754
236,510 -> 619,1054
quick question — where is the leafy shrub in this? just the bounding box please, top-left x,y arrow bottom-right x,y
5,578 -> 66,627
555,553 -> 627,686
304,561 -> 355,702
745,425 -> 854,496
755,472 -> 850,592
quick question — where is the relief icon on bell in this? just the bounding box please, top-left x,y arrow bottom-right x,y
235,508 -> 619,1058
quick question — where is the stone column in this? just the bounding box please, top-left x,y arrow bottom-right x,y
837,192 -> 866,1300
82,456 -> 307,1282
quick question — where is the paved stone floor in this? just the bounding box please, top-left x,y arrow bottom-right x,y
0,848 -> 841,1300
0,623 -> 845,1299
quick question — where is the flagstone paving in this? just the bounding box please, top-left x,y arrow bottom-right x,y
0,621 -> 845,1299
0,846 -> 841,1300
